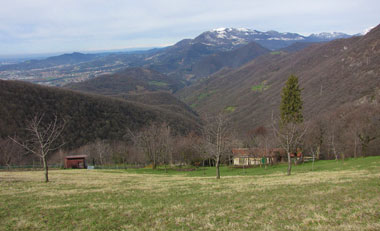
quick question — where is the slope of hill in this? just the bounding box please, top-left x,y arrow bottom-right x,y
0,80 -> 200,149
120,91 -> 199,120
66,67 -> 185,94
190,42 -> 270,78
177,24 -> 380,131
65,67 -> 198,121
279,42 -> 315,53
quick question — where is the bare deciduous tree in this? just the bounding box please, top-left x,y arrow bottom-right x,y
93,139 -> 110,166
355,106 -> 380,157
0,138 -> 24,169
202,113 -> 232,179
10,114 -> 66,182
272,120 -> 307,175
130,123 -> 173,169
307,119 -> 326,160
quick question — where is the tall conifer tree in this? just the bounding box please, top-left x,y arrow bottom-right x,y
280,75 -> 303,124
275,74 -> 306,176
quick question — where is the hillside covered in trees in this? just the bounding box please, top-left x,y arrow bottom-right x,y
66,67 -> 186,94
0,80 -> 200,150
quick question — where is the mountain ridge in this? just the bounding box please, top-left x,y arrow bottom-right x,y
177,23 -> 380,131
0,27 -> 353,85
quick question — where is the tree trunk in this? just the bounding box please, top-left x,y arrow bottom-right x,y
42,155 -> 49,182
361,142 -> 368,157
216,156 -> 220,179
152,153 -> 157,169
287,152 -> 292,176
316,146 -> 320,160
203,159 -> 205,175
332,145 -> 338,161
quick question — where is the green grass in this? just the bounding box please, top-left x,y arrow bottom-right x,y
1,157 -> 380,231
270,51 -> 282,55
197,90 -> 216,100
148,81 -> 168,87
251,81 -> 270,92
224,106 -> 236,112
123,157 -> 380,177
198,93 -> 209,100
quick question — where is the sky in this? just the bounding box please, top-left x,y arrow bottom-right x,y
0,0 -> 379,56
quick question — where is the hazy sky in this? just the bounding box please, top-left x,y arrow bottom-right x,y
1,0 -> 379,55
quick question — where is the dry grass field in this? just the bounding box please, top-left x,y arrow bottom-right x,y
1,157 -> 380,231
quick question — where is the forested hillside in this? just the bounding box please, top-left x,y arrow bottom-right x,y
66,67 -> 185,94
0,80 -> 200,149
65,67 -> 198,120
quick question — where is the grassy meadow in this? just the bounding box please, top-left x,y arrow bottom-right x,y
1,157 -> 380,230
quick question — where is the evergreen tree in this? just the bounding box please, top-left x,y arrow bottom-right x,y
280,75 -> 303,124
274,74 -> 306,176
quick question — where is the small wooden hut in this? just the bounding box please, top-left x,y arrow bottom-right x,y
64,155 -> 87,169
232,148 -> 286,166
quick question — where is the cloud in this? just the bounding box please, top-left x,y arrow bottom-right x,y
0,0 -> 379,55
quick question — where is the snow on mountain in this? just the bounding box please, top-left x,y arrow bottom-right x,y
179,27 -> 353,51
363,26 -> 376,35
308,32 -> 351,40
206,27 -> 351,42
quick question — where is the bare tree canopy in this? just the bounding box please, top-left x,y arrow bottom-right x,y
0,138 -> 24,169
129,123 -> 173,170
202,113 -> 233,179
272,120 -> 307,175
10,114 -> 66,182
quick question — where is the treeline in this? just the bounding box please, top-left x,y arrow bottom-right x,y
54,128 -> 205,168
1,101 -> 379,168
0,115 -> 236,170
304,102 -> 380,159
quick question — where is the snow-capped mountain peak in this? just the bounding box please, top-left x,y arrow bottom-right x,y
211,28 -> 227,32
308,32 -> 351,40
191,27 -> 353,50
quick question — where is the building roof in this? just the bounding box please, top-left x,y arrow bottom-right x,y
65,155 -> 87,159
232,148 -> 286,157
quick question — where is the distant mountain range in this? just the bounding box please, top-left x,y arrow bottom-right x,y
190,28 -> 352,50
0,27 -> 353,84
0,52 -> 103,71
